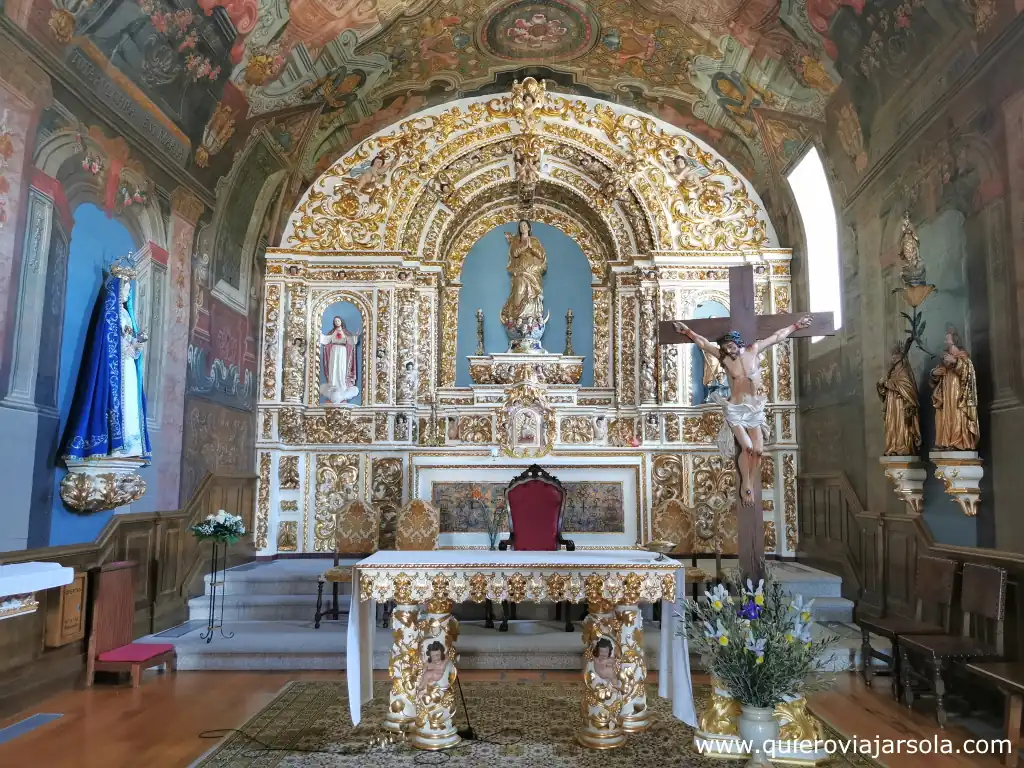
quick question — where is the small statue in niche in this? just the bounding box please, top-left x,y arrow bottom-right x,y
877,345 -> 921,456
284,336 -> 306,386
594,415 -> 608,441
898,211 -> 927,287
930,326 -> 980,450
640,359 -> 656,401
399,360 -> 417,403
320,316 -> 360,404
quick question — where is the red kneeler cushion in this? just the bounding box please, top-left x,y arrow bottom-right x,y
507,480 -> 564,551
97,643 -> 175,663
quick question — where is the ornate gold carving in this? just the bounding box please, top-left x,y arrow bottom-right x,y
440,287 -> 459,387
48,9 -> 76,44
664,413 -> 680,442
608,418 -> 638,447
277,521 -> 298,552
560,415 -> 595,444
777,342 -> 793,401
693,454 -> 736,514
281,500 -> 298,511
59,470 -> 146,514
761,455 -> 775,489
773,284 -> 791,313
660,289 -> 679,403
417,291 -> 434,401
652,454 -> 684,506
372,457 -> 403,550
313,454 -> 360,552
457,415 -> 493,443
282,284 -> 307,402
396,288 -> 417,405
783,453 -> 798,552
278,407 -> 373,444
683,411 -> 723,444
261,284 -> 281,400
775,698 -> 823,741
375,412 -> 389,441
639,287 -> 658,404
699,690 -> 741,736
256,452 -> 270,550
593,289 -> 611,389
394,413 -> 411,442
496,381 -> 555,458
754,282 -> 767,315
375,289 -> 392,403
619,293 -> 637,404
279,456 -> 300,489
260,410 -> 273,439
764,520 -> 778,552
468,359 -> 583,385
781,411 -> 793,440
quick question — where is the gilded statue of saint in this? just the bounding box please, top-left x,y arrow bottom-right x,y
500,220 -> 547,328
930,327 -> 980,451
877,346 -> 921,456
898,210 -> 926,287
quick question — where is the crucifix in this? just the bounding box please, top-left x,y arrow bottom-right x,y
658,265 -> 835,580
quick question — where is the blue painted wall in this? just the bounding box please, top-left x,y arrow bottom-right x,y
49,204 -> 137,546
320,300 -> 364,405
689,299 -> 729,405
455,222 -> 594,386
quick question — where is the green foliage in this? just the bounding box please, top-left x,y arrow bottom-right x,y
682,576 -> 839,708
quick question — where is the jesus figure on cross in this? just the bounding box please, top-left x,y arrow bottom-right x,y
672,316 -> 812,506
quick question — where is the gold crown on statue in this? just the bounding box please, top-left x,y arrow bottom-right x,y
108,253 -> 137,280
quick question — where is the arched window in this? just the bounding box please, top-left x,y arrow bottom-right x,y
786,147 -> 842,339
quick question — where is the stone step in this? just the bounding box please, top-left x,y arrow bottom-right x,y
187,593 -> 351,622
808,596 -> 855,623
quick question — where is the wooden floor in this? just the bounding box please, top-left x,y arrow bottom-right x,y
0,670 -> 1009,767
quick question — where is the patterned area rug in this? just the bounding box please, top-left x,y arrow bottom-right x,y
193,681 -> 881,767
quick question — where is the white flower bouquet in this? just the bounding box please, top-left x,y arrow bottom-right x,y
190,509 -> 246,543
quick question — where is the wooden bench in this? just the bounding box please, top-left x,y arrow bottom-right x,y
85,561 -> 176,688
963,662 -> 1024,767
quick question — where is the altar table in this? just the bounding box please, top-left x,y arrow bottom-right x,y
346,550 -> 695,750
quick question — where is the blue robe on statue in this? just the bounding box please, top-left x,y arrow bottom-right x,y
60,274 -> 151,463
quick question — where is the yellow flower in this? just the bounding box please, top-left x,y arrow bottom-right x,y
719,635 -> 729,646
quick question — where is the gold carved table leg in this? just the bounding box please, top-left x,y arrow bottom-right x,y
409,598 -> 462,751
616,603 -> 650,733
383,603 -> 421,734
578,598 -> 625,749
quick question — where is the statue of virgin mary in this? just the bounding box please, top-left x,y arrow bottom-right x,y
60,262 -> 151,463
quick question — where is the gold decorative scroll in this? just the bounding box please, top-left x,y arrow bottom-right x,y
375,289 -> 392,403
783,453 -> 798,552
593,289 -> 611,388
256,452 -> 270,550
314,454 -> 360,552
261,284 -> 281,400
440,287 -> 459,387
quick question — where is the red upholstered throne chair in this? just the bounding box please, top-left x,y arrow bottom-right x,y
496,464 -> 576,632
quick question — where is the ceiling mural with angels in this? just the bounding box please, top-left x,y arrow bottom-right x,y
27,0 -> 1008,188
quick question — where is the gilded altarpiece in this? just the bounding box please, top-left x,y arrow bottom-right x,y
256,89 -> 802,556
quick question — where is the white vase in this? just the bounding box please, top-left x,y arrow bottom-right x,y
737,705 -> 779,767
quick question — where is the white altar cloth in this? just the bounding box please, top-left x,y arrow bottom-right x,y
345,549 -> 695,727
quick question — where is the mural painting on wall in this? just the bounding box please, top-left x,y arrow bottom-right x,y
432,481 -> 624,533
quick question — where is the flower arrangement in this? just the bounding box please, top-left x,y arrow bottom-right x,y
471,487 -> 506,550
190,509 -> 246,543
685,576 -> 838,708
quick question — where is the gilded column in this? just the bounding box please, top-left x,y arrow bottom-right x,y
261,283 -> 283,401
440,286 -> 459,387
396,287 -> 418,406
281,283 -> 308,403
374,288 -> 392,403
384,603 -> 422,733
616,603 -> 649,732
639,280 -> 658,404
579,598 -> 625,749
409,598 -> 461,750
417,289 -> 435,402
660,288 -> 679,404
593,288 -> 611,388
616,280 -> 638,406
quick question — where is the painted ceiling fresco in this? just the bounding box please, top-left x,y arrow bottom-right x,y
30,0 -> 1002,187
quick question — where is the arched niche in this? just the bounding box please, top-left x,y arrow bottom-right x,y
455,221 -> 594,386
689,297 -> 731,405
307,290 -> 372,407
318,300 -> 364,406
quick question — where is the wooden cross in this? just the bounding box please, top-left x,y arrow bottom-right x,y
657,264 -> 835,581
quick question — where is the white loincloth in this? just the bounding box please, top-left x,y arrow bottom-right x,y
710,393 -> 769,459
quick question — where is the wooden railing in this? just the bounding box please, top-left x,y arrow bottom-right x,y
798,471 -> 1024,661
0,472 -> 256,716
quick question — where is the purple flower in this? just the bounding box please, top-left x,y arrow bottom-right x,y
737,600 -> 763,621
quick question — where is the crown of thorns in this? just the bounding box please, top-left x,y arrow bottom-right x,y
717,330 -> 744,347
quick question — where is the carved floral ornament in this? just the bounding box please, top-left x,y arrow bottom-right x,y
281,82 -> 776,261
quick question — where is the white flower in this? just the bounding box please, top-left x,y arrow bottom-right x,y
704,583 -> 732,611
744,578 -> 766,607
705,619 -> 730,647
789,594 -> 815,623
745,630 -> 767,664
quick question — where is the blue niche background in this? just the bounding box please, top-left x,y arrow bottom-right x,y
689,299 -> 729,405
455,222 -> 594,387
49,203 -> 138,546
320,300 -> 364,405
